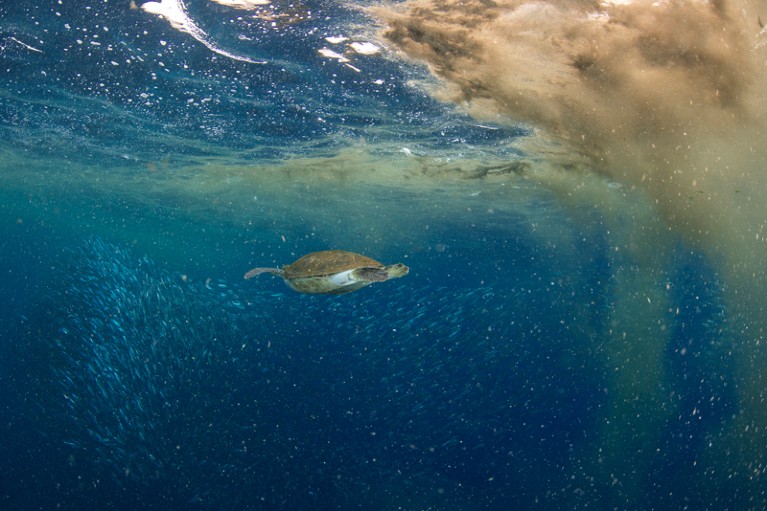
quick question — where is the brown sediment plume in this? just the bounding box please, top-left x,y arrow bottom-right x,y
373,0 -> 767,240
375,0 -> 767,504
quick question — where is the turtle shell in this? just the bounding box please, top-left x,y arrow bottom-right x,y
283,250 -> 383,279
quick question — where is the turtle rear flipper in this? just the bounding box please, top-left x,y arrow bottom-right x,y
244,267 -> 284,279
354,267 -> 389,282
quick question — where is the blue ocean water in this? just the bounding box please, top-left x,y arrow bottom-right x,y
1,0 -> 766,510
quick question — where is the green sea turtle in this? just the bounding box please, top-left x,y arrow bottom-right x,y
244,250 -> 409,295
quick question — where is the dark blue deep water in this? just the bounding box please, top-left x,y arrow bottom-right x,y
2,1 -> 766,510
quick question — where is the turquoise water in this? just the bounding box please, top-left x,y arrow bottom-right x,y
1,0 -> 766,509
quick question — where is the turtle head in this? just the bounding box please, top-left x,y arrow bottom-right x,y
384,263 -> 409,279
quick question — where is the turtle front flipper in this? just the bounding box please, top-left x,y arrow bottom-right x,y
353,267 -> 389,282
244,267 -> 285,279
